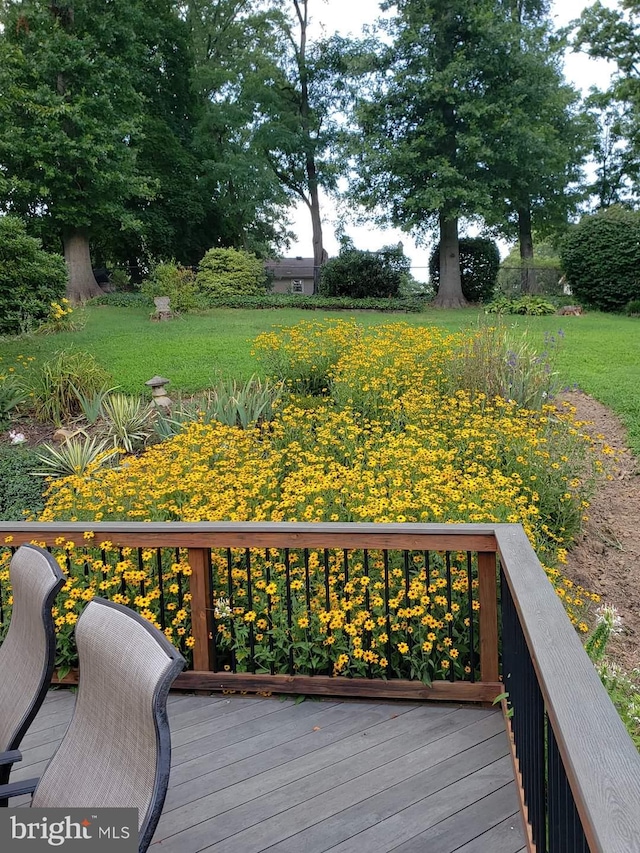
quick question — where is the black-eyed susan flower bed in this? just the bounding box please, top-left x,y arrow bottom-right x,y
211,546 -> 479,682
1,322 -> 605,678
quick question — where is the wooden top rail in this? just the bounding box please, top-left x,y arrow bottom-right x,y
0,521 -> 498,552
496,524 -> 640,853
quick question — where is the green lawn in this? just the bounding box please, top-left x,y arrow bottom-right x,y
2,304 -> 639,453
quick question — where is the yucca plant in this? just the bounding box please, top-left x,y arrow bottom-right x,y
206,375 -> 283,428
102,393 -> 153,453
33,436 -> 120,478
71,383 -> 120,425
151,377 -> 283,440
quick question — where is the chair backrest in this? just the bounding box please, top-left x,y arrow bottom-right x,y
31,598 -> 185,852
0,544 -> 65,753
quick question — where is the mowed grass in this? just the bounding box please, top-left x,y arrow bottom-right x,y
2,304 -> 639,453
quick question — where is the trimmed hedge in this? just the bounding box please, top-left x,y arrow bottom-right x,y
89,292 -> 428,313
561,207 -> 640,312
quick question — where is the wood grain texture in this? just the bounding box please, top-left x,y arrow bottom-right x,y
173,670 -> 503,702
13,692 -> 524,852
187,547 -> 214,672
496,524 -> 640,853
478,550 -> 500,683
0,520 -> 497,552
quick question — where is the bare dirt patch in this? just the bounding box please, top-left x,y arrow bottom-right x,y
561,391 -> 640,671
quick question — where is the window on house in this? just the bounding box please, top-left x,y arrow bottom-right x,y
291,279 -> 303,293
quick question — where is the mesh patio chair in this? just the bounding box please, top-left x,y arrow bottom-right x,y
0,597 -> 185,853
0,544 -> 65,790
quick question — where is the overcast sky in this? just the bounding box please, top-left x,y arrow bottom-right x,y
286,0 -> 619,277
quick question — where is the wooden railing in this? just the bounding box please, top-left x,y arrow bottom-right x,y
1,521 -> 640,851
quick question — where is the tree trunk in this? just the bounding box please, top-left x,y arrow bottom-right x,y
308,174 -> 323,295
433,213 -> 468,308
63,228 -> 104,304
518,205 -> 538,294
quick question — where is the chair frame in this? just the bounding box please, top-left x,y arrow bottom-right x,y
0,544 -> 65,789
0,597 -> 185,853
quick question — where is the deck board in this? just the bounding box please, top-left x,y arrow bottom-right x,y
10,690 -> 526,853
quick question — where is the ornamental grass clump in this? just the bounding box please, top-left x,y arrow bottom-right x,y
447,323 -> 562,410
25,350 -> 112,426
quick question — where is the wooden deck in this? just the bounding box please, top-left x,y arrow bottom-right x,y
11,690 -> 526,853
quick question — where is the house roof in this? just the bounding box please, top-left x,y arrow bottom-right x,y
265,257 -> 316,279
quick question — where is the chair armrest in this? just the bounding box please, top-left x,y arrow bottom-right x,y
0,777 -> 38,799
0,750 -> 22,767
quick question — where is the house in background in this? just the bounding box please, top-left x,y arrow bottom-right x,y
265,257 -> 318,295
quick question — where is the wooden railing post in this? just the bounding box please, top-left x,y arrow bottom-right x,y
478,551 -> 499,685
187,547 -> 214,671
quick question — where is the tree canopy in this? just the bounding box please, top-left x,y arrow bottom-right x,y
0,0 -> 610,307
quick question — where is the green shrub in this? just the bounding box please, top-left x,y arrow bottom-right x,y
0,445 -> 46,520
319,245 -> 408,299
0,216 -> 68,335
141,261 -> 205,313
429,237 -> 500,303
561,207 -> 640,312
200,293 -> 427,312
486,295 -> 556,316
26,351 -> 112,426
625,298 -> 640,317
196,248 -> 266,297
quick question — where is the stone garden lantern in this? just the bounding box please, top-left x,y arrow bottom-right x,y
145,375 -> 171,409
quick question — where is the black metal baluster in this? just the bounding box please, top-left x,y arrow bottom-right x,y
466,552 -> 475,682
364,549 -> 372,679
501,567 -> 546,851
548,721 -> 589,853
285,548 -> 294,675
137,548 -> 145,598
245,548 -> 255,673
226,548 -> 237,673
304,549 -> 313,675
175,548 -> 185,656
156,549 -> 166,631
385,551 -> 393,677
265,549 -> 275,675
207,549 -> 217,673
445,552 -> 454,682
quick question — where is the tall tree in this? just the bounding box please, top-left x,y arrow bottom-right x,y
350,0 -> 521,307
485,4 -> 592,291
573,1 -> 640,208
0,0 -> 160,300
248,0 -> 343,290
585,93 -> 640,208
184,0 -> 294,257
